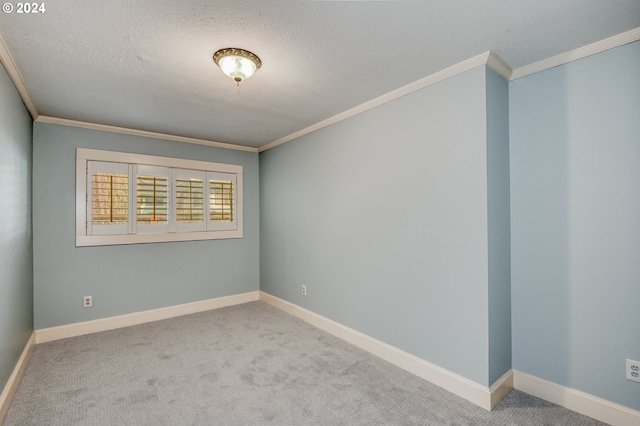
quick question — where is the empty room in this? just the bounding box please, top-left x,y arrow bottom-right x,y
1,1 -> 639,425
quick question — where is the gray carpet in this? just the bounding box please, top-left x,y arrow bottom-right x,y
3,301 -> 606,425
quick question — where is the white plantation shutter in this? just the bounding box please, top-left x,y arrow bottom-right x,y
174,169 -> 206,232
136,165 -> 170,234
76,149 -> 243,246
87,161 -> 131,236
207,171 -> 237,231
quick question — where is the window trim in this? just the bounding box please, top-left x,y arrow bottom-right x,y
76,148 -> 243,247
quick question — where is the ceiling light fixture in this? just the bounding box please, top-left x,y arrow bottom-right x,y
213,48 -> 262,85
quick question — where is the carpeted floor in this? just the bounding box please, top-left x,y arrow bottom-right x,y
3,301 -> 606,425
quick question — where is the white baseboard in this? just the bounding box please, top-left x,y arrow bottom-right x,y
259,291 -> 511,411
0,332 -> 35,423
490,369 -> 515,409
36,291 -> 260,344
11,293 -> 636,424
513,370 -> 640,426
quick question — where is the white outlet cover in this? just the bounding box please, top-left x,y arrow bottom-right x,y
626,359 -> 640,383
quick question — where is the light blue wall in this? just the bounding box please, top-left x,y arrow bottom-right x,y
261,66 -> 500,386
18,37 -> 638,411
32,123 -> 260,329
486,68 -> 511,384
0,65 -> 33,392
510,41 -> 640,410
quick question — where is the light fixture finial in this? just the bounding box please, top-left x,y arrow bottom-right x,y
213,48 -> 262,85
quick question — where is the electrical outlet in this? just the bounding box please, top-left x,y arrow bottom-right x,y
83,296 -> 93,308
627,359 -> 640,383
301,285 -> 307,296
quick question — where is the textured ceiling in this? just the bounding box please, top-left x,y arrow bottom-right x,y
1,0 -> 639,148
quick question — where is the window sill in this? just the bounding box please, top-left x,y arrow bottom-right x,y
76,229 -> 242,247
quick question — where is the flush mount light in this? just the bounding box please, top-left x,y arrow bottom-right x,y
213,48 -> 262,85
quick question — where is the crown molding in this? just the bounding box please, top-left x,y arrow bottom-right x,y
1,33 -> 257,153
511,27 -> 640,80
0,35 -> 38,119
259,51 -> 500,152
486,51 -> 513,80
36,116 -> 258,153
8,24 -> 638,153
259,25 -> 639,152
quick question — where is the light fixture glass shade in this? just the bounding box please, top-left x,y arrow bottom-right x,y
213,48 -> 261,84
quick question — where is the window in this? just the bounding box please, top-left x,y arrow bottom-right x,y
76,148 -> 243,246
